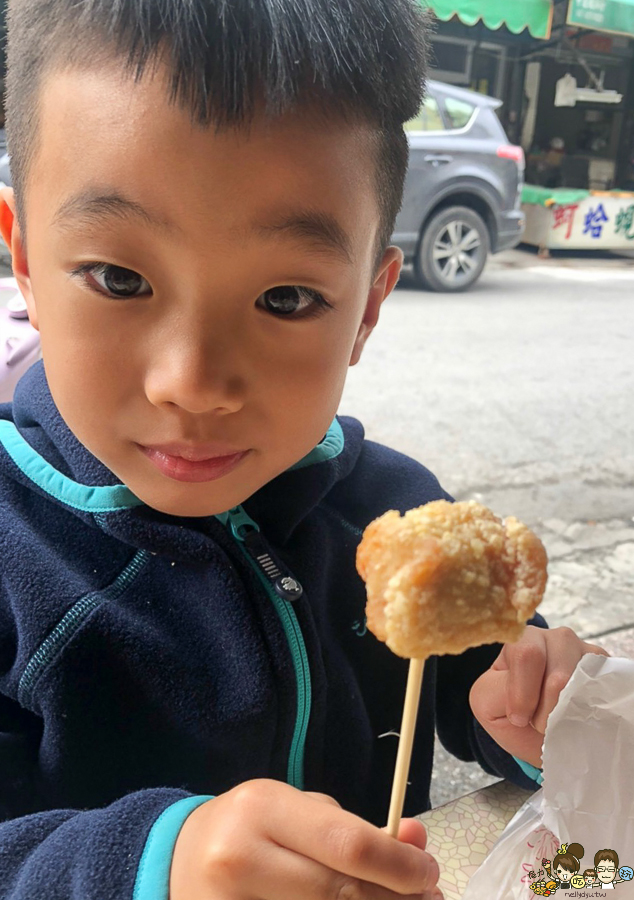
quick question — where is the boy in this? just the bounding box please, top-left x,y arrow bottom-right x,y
0,1 -> 607,898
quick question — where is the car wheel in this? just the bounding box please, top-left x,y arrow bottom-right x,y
414,206 -> 490,292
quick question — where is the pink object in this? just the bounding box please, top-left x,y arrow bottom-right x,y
0,278 -> 41,403
497,144 -> 525,166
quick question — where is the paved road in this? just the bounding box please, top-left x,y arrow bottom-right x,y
341,251 -> 634,526
339,249 -> 634,805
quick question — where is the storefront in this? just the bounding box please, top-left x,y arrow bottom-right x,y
420,1 -> 555,144
521,29 -> 633,190
421,0 -> 634,249
422,1 -> 634,176
520,183 -> 634,250
517,2 -> 634,249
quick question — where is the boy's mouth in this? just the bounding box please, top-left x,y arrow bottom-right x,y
137,443 -> 250,483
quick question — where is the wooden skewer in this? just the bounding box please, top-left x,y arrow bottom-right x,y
386,656 -> 426,837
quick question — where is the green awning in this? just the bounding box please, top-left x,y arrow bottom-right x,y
423,0 -> 553,38
521,185 -> 591,207
568,0 -> 634,38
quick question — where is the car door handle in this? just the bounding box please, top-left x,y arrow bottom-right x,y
423,154 -> 453,166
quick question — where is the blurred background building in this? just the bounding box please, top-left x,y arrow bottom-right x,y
421,0 -> 634,191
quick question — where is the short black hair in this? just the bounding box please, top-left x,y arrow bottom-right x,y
5,0 -> 429,263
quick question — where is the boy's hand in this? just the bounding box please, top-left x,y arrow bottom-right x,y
469,625 -> 609,769
169,778 -> 443,899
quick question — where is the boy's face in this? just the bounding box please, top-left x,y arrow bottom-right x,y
2,61 -> 401,516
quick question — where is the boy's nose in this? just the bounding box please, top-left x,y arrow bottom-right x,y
143,329 -> 245,416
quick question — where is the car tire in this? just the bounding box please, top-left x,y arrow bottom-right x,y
414,206 -> 490,292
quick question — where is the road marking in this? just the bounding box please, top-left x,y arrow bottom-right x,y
522,267 -> 634,282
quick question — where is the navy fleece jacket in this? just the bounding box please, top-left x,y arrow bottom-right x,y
0,361 -> 545,899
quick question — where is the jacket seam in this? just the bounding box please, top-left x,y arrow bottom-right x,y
17,549 -> 152,709
319,502 -> 364,539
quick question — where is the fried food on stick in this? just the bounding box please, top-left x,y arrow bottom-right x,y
356,499 -> 547,836
356,499 -> 548,660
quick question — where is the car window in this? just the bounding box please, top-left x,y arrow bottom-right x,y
405,96 -> 445,132
443,98 -> 475,130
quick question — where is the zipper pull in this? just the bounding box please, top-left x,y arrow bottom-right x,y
242,530 -> 304,602
223,505 -> 260,541
222,506 -> 304,603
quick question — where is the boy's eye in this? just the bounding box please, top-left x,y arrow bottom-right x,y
71,265 -> 332,316
256,285 -> 331,317
71,263 -> 151,298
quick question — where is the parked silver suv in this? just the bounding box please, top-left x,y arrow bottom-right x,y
394,80 -> 525,292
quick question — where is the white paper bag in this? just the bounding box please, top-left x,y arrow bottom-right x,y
463,654 -> 634,898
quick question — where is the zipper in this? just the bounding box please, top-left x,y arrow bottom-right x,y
219,505 -> 311,790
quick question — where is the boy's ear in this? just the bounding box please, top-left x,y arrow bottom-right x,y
0,189 -> 14,249
349,245 -> 403,366
0,186 -> 38,331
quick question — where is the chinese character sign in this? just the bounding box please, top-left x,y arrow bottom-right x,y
552,204 -> 579,240
583,204 -> 609,239
536,194 -> 634,248
615,205 -> 634,241
568,0 -> 634,38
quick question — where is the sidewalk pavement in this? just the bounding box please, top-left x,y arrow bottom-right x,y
487,244 -> 634,271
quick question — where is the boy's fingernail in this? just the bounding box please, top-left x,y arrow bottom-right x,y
509,713 -> 530,727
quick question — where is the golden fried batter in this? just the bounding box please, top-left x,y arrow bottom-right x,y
356,500 -> 547,659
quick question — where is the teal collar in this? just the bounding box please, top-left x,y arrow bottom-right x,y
290,418 -> 344,471
0,417 -> 344,514
0,420 -> 143,513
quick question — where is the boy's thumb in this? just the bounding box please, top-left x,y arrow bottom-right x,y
386,817 -> 428,851
303,791 -> 342,808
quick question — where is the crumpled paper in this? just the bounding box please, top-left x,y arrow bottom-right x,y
463,653 -> 634,898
